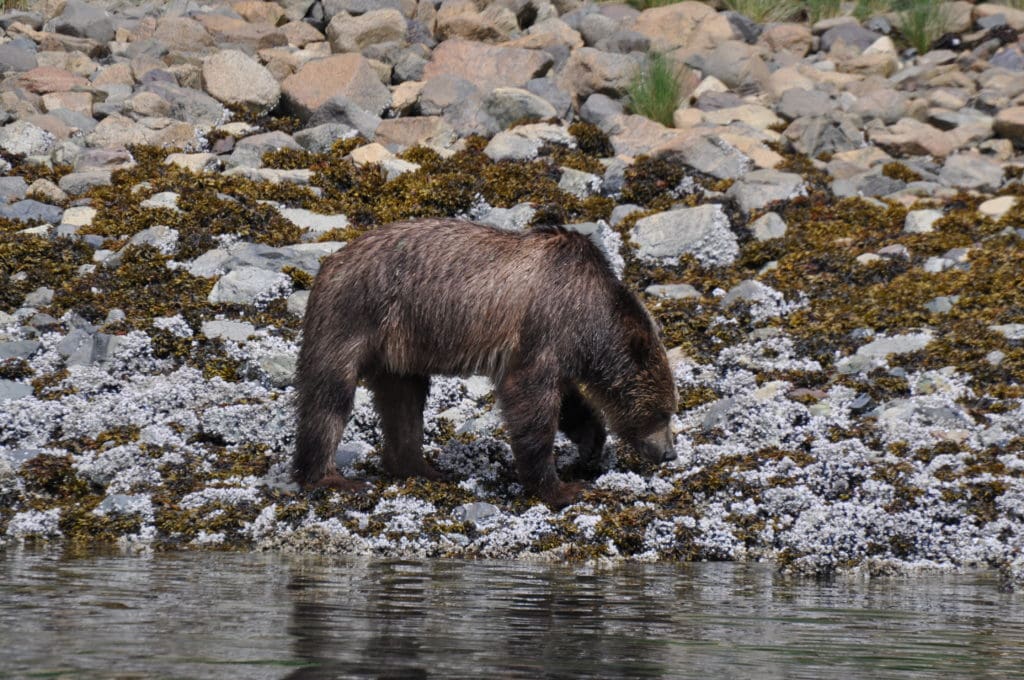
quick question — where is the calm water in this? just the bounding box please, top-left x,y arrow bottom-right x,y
0,550 -> 1022,680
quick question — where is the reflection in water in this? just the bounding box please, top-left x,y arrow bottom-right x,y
1,550 -> 1022,679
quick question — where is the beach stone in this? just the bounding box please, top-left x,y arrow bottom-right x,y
282,54 -> 391,119
939,153 -> 1005,191
52,0 -> 114,44
726,170 -> 805,214
785,114 -> 865,157
0,340 -> 41,361
632,1 -> 736,55
165,153 -> 219,173
750,212 -> 787,241
990,324 -> 1024,340
653,133 -> 753,180
294,123 -> 358,152
991,106 -> 1024,145
16,66 -> 89,94
259,353 -> 297,387
558,167 -> 601,198
0,177 -> 28,203
308,95 -> 382,140
201,320 -> 256,342
777,88 -> 833,121
689,40 -> 769,92
821,23 -> 881,52
0,121 -> 54,156
423,39 -> 553,92
904,209 -> 943,233
374,116 -> 457,151
435,1 -> 516,42
558,47 -> 641,105
870,119 -> 954,158
287,290 -> 310,316
484,130 -> 543,161
484,87 -> 557,129
452,502 -> 501,524
978,196 -> 1015,219
202,50 -> 281,113
326,8 -> 407,53
0,380 -> 33,401
279,208 -> 349,235
58,171 -> 111,195
140,82 -> 227,127
0,199 -> 62,224
644,283 -> 701,299
632,204 -> 738,266
759,22 -> 813,56
60,206 -> 95,227
152,16 -> 214,50
208,266 -> 290,305
193,14 -> 286,50
0,43 -> 38,73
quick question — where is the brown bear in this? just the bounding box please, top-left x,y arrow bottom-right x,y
294,218 -> 678,508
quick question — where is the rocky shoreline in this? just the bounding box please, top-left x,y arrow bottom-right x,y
1,0 -> 1023,589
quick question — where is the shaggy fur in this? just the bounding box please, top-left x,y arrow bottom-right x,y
295,218 -> 677,507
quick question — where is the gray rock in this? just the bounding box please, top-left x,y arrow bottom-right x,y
58,171 -> 112,195
308,95 -> 381,140
202,49 -> 281,113
938,153 -> 1005,191
0,339 -> 41,361
924,295 -> 957,314
0,43 -> 38,73
475,203 -> 536,231
558,167 -> 602,198
726,170 -> 805,214
864,16 -> 892,34
784,114 -> 864,157
484,131 -> 542,161
106,226 -> 180,267
832,171 -> 905,198
322,0 -> 403,18
687,40 -> 769,92
0,120 -> 54,156
0,380 -> 32,401
58,331 -> 124,366
632,204 -> 738,266
0,199 -> 63,224
259,353 -> 297,387
821,24 -> 881,52
278,208 -> 349,235
526,77 -> 572,120
666,135 -> 754,181
777,88 -> 833,121
190,240 -> 344,278
22,287 -> 53,307
201,319 -> 256,342
579,93 -> 624,130
857,331 -> 934,358
287,290 -> 310,316
990,323 -> 1024,340
0,176 -> 28,203
96,493 -> 148,515
228,131 -> 302,169
419,75 -> 497,137
579,12 -> 617,46
645,283 -> 701,299
452,502 -> 501,523
484,87 -> 557,129
990,45 -> 1024,71
294,124 -> 357,153
208,266 -> 291,305
904,209 -> 943,234
595,29 -> 651,54
141,82 -> 226,127
750,212 -> 787,241
51,0 -> 114,43
610,203 -> 642,227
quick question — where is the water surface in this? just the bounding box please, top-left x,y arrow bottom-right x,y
1,550 -> 1021,679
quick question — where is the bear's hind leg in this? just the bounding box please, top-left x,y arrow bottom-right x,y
294,370 -> 360,490
497,365 -> 584,509
370,373 -> 442,480
559,386 -> 607,479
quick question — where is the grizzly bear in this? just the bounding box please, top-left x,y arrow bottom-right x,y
294,218 -> 678,508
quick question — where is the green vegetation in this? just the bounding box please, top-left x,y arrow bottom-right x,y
627,53 -> 690,127
803,0 -> 843,23
895,0 -> 952,54
724,0 -> 802,22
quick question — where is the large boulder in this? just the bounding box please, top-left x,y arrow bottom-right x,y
632,204 -> 738,266
51,0 -> 114,44
326,9 -> 407,53
557,47 -> 641,105
632,1 -> 736,56
202,50 -> 281,113
423,39 -> 553,92
282,54 -> 391,119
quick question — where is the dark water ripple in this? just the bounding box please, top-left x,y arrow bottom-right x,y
1,550 -> 1022,679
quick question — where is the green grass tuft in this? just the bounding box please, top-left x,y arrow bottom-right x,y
724,0 -> 803,22
627,53 -> 690,128
896,0 -> 952,54
804,0 -> 844,23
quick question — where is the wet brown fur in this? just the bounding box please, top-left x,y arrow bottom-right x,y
294,218 -> 677,507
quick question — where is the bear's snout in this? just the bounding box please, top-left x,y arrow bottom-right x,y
635,425 -> 676,464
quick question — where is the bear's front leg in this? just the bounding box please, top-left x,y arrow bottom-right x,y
559,385 -> 607,479
497,362 -> 584,509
